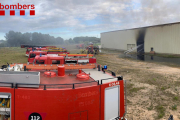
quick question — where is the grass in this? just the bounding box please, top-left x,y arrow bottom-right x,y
146,53 -> 180,58
128,87 -> 145,95
161,86 -> 166,91
156,105 -> 165,119
171,104 -> 177,110
126,83 -> 134,89
160,55 -> 180,58
173,96 -> 179,101
147,102 -> 153,110
174,81 -> 180,87
127,99 -> 131,104
0,47 -> 27,66
129,87 -> 145,93
126,83 -> 145,95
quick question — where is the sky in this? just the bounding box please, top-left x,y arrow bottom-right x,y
0,0 -> 180,40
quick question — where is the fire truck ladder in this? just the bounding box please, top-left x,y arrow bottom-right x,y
58,54 -> 94,58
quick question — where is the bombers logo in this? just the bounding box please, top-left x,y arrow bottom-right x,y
0,3 -> 35,16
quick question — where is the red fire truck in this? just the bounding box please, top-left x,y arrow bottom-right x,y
26,48 -> 48,56
0,63 -> 127,120
33,54 -> 96,64
28,51 -> 70,63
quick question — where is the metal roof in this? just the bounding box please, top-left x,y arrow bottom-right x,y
101,21 -> 180,34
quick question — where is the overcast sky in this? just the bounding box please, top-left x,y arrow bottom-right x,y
0,0 -> 180,40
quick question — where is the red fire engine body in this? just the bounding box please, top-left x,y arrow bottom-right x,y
26,48 -> 48,56
33,54 -> 96,64
0,63 -> 127,120
25,46 -> 60,56
28,51 -> 70,63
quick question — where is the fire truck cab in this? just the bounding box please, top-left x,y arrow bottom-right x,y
26,48 -> 32,56
28,51 -> 48,63
26,48 -> 48,56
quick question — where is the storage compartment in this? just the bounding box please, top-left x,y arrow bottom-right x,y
105,86 -> 120,120
78,59 -> 89,64
0,93 -> 11,120
0,71 -> 40,88
65,60 -> 77,64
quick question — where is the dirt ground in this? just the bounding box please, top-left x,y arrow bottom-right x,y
96,50 -> 180,120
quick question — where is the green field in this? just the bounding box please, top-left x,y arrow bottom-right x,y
0,47 -> 27,66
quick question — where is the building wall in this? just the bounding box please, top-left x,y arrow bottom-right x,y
101,23 -> 180,54
145,24 -> 180,54
101,29 -> 138,51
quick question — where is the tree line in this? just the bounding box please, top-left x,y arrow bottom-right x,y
0,31 -> 100,47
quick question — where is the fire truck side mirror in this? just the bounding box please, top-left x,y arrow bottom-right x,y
98,65 -> 100,71
112,72 -> 116,77
117,76 -> 123,80
24,66 -> 26,71
102,68 -> 105,74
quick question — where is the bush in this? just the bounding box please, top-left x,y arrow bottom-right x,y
171,104 -> 177,110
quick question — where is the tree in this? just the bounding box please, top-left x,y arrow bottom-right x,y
4,30 -> 100,47
56,37 -> 64,44
68,38 -> 74,44
5,31 -> 23,47
0,41 -> 7,47
64,40 -> 69,45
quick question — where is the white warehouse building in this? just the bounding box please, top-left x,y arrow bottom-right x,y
101,22 -> 180,54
